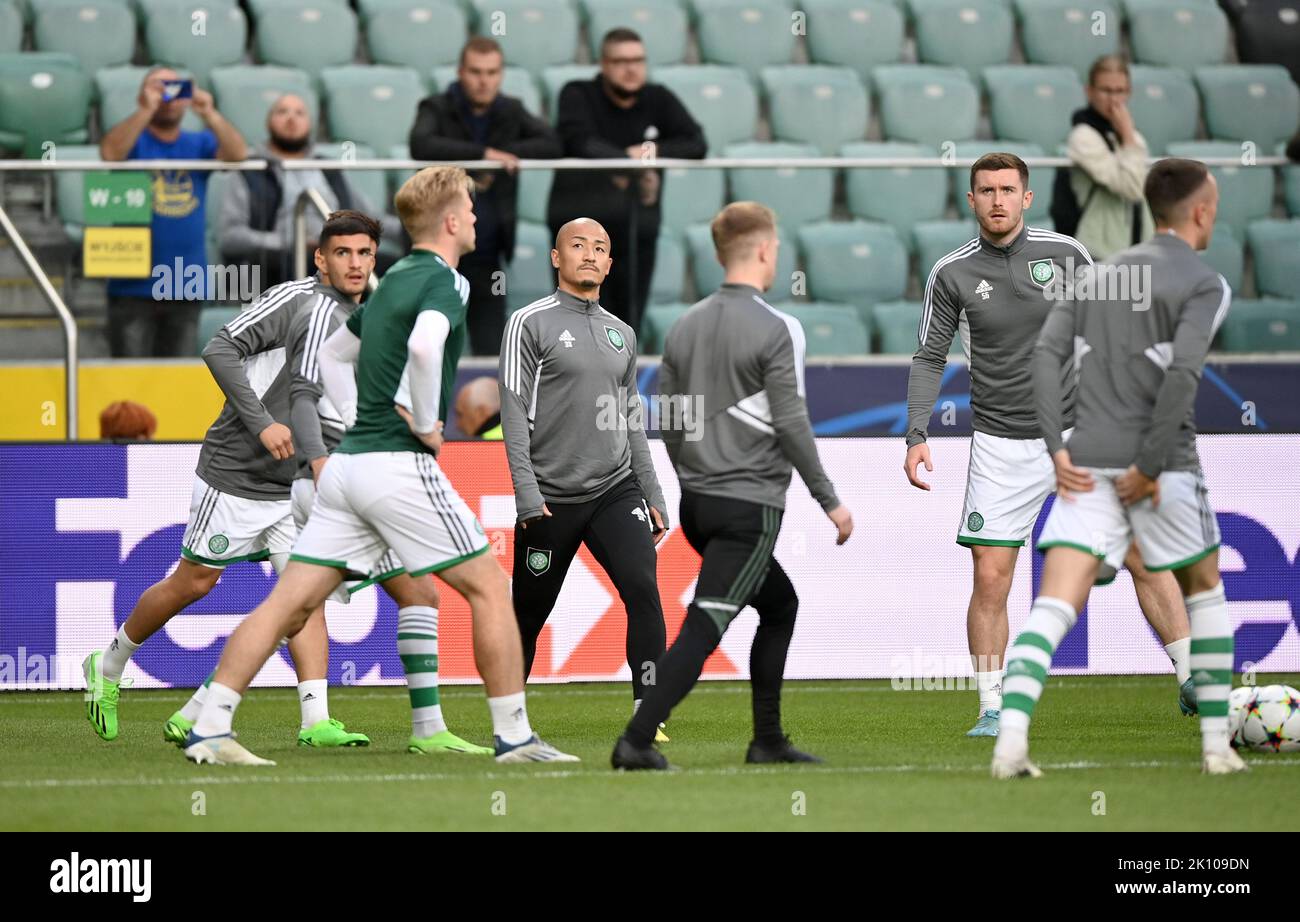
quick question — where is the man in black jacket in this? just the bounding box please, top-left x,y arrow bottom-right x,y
409,37 -> 562,355
546,28 -> 707,334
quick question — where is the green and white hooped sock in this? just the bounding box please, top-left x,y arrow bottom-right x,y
398,606 -> 447,739
994,597 -> 1078,759
1186,583 -> 1233,754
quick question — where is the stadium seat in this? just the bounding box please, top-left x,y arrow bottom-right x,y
797,220 -> 908,306
313,142 -> 388,214
505,221 -> 556,312
483,0 -> 579,77
585,0 -> 688,65
97,65 -> 205,133
947,140 -> 1053,215
874,300 -> 964,355
1247,219 -> 1300,300
320,66 -> 423,153
650,231 -> 686,305
872,65 -> 979,146
659,165 -> 726,234
1226,0 -> 1300,86
640,302 -> 691,353
913,219 -> 978,284
541,65 -> 599,120
724,142 -> 834,227
1166,141 -> 1275,240
210,65 -> 317,145
913,0 -> 1015,84
196,305 -> 240,356
1195,65 -> 1300,151
695,0 -> 796,77
145,2 -> 249,86
984,65 -> 1084,151
777,302 -> 871,357
0,1 -> 23,53
52,144 -> 101,243
254,2 -> 358,81
686,221 -> 797,295
1217,298 -> 1300,351
841,142 -> 947,248
431,65 -> 542,116
1126,65 -> 1199,154
655,66 -> 759,153
516,167 -> 553,225
1281,142 -> 1300,218
803,0 -> 904,87
1199,224 -> 1244,294
365,0 -> 468,75
0,53 -> 91,158
136,0 -> 236,16
1015,0 -> 1121,78
1126,0 -> 1230,70
33,1 -> 136,77
760,66 -> 868,155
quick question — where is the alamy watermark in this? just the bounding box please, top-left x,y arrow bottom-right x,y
1042,257 -> 1153,312
596,388 -> 704,442
150,259 -> 261,302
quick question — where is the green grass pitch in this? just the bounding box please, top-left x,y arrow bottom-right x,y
3,675 -> 1299,831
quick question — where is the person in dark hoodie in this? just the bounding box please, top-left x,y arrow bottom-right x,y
409,37 -> 562,355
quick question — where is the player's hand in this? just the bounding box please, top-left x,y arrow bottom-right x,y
395,405 -> 444,455
1052,449 -> 1094,502
649,505 -> 667,546
521,504 -> 552,529
191,88 -> 215,120
483,147 -> 520,174
904,443 -> 933,491
259,422 -> 295,460
310,456 -> 327,483
1115,464 -> 1159,508
827,504 -> 853,545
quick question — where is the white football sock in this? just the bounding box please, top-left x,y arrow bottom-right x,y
101,625 -> 141,682
193,682 -> 241,738
1165,637 -> 1191,686
488,692 -> 533,746
298,679 -> 329,729
975,669 -> 1003,715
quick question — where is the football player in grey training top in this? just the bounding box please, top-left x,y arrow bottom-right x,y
994,157 -> 1242,778
904,152 -> 1196,738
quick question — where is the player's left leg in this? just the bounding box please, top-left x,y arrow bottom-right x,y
1123,542 -> 1196,714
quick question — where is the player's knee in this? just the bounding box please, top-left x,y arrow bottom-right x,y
175,562 -> 221,602
391,576 -> 440,609
758,593 -> 798,627
971,561 -> 1013,600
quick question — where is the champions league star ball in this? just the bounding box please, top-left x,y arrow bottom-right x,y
1229,685 -> 1300,752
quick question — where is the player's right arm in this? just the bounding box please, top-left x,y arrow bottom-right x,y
498,312 -> 548,526
1032,295 -> 1093,500
318,306 -> 364,429
657,339 -> 685,469
904,265 -> 962,489
288,299 -> 339,481
201,296 -> 295,459
403,308 -> 451,455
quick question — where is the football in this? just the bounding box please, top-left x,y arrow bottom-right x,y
1232,685 -> 1300,752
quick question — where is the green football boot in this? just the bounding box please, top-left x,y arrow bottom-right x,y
82,652 -> 124,741
163,711 -> 194,747
408,729 -> 494,755
298,717 -> 371,747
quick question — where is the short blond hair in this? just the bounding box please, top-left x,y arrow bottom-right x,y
394,166 -> 474,241
710,201 -> 777,267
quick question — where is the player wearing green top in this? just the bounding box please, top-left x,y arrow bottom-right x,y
179,166 -> 577,766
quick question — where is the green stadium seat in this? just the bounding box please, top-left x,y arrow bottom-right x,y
312,141 -> 388,214
432,65 -> 541,116
52,144 -> 101,243
760,65 -> 868,155
1246,219 -> 1300,301
1195,65 -> 1300,151
196,305 -> 240,355
1281,142 -> 1300,218
96,65 -> 205,133
724,142 -> 833,227
660,165 -> 726,234
1126,0 -> 1229,70
34,1 -> 135,77
913,219 -> 978,284
797,220 -> 908,305
640,301 -> 691,353
1126,66 -> 1199,154
803,0 -> 904,87
210,65 -> 317,145
873,299 -> 968,355
483,0 -> 579,76
365,0 -> 468,75
650,230 -> 686,304
913,0 -> 1014,84
695,0 -> 796,78
1016,0 -> 1121,79
145,2 -> 248,86
0,53 -> 91,158
841,142 -> 946,248
320,65 -> 423,152
685,221 -> 797,295
137,0 -> 235,15
505,221 -> 556,311
356,0 -> 461,20
984,65 -> 1084,150
1166,141 -> 1275,240
948,140 -> 1053,213
516,167 -> 553,225
1199,224 -> 1243,294
655,65 -> 758,153
776,302 -> 871,357
540,65 -> 600,121
0,1 -> 23,53
585,1 -> 688,65
254,2 -> 358,81
1218,298 -> 1300,352
873,65 -> 978,146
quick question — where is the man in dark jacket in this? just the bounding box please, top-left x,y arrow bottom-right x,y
409,37 -> 562,354
546,28 -> 707,334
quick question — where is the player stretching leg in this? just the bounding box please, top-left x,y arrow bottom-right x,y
903,152 -> 1196,738
993,158 -> 1244,778
84,270 -> 368,747
181,167 -> 576,765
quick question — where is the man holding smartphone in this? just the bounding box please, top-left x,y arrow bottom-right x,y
499,218 -> 669,730
100,66 -> 247,358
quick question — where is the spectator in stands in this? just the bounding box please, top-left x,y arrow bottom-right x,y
409,38 -> 561,355
99,400 -> 157,441
547,28 -> 706,334
454,376 -> 503,440
100,67 -> 246,358
1063,56 -> 1154,260
220,93 -> 404,290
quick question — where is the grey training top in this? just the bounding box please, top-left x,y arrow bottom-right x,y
499,288 -> 666,525
906,224 -> 1093,446
1033,232 -> 1232,477
659,283 -> 839,513
197,277 -> 345,500
287,289 -> 360,481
